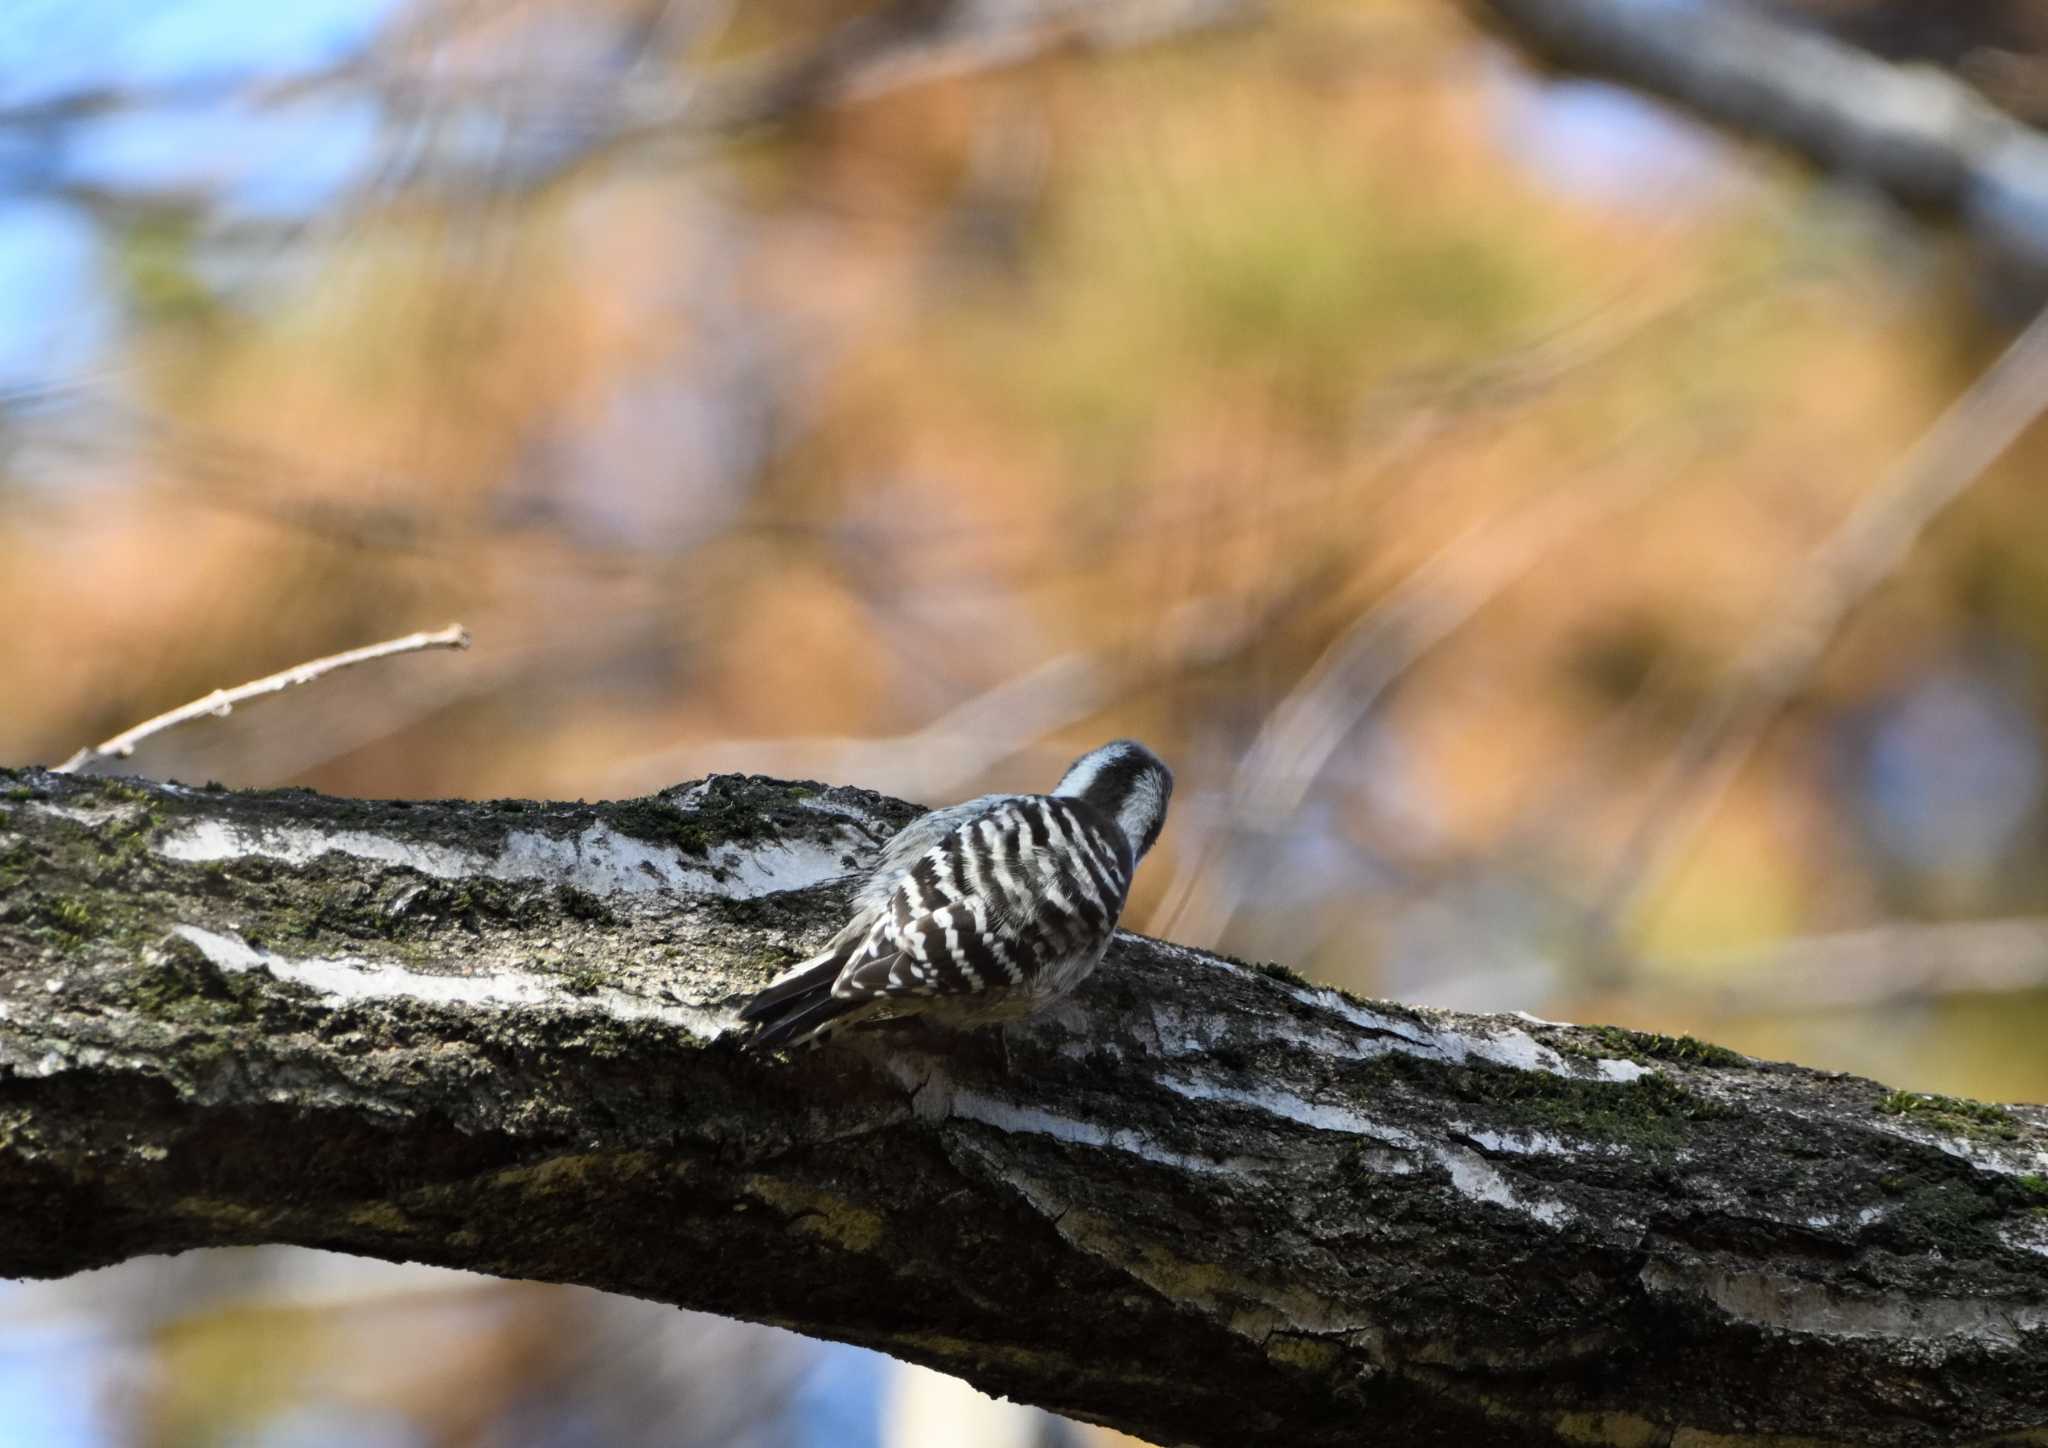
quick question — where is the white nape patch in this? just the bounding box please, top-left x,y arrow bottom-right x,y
1115,773 -> 1167,854
1050,747 -> 1113,801
168,925 -> 728,1036
157,816 -> 860,900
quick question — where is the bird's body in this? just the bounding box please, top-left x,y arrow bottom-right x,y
739,740 -> 1173,1051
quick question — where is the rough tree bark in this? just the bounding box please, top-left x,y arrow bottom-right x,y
0,765 -> 2044,1446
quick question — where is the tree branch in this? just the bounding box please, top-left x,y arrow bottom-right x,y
1469,0 -> 2048,291
0,766 -> 2043,1446
56,625 -> 472,776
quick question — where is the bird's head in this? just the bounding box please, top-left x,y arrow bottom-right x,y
1053,739 -> 1174,860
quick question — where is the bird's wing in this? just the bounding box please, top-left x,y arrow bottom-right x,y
830,795 -> 1128,1004
847,794 -> 1015,917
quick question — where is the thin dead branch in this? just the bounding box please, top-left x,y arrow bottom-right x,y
1650,915 -> 2048,1016
55,624 -> 472,775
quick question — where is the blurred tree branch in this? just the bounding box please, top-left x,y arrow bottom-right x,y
1156,421 -> 1695,947
1592,302 -> 2048,937
7,0 -> 1261,216
1653,914 -> 2048,1014
2,767 -> 2045,1447
1469,0 -> 2048,298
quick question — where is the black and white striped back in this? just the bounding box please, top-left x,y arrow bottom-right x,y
739,739 -> 1172,1052
832,795 -> 1133,1005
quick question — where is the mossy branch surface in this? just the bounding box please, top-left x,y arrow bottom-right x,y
0,766 -> 2045,1447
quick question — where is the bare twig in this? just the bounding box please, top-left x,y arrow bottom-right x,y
1594,304 -> 2048,936
56,624 -> 472,774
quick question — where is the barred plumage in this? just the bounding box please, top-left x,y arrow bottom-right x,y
739,739 -> 1173,1052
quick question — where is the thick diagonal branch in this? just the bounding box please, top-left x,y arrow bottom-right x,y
1470,0 -> 2048,286
0,766 -> 2043,1447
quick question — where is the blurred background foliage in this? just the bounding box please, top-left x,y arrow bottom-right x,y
6,0 -> 2048,1442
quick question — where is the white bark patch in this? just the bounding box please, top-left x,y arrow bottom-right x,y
1864,1118 -> 2048,1180
1800,1206 -> 1889,1232
1151,1073 -> 1410,1143
5,1040 -> 147,1081
1433,1143 -> 1577,1229
1155,962 -> 1646,1097
1149,1072 -> 1577,1227
1454,1126 -> 1599,1157
1151,956 -> 1651,1087
2001,1219 -> 2048,1258
1643,1262 -> 2048,1346
160,820 -> 487,878
494,824 -> 851,897
30,801 -> 146,831
168,925 -> 729,1037
900,1063 -> 1271,1176
156,817 -> 860,899
937,1089 -> 1245,1179
946,1093 -> 1242,1174
794,793 -> 891,827
1593,1058 -> 1652,1083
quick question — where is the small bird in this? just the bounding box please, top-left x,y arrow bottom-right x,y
739,739 -> 1173,1051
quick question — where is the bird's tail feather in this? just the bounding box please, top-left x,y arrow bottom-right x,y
744,991 -> 861,1052
739,944 -> 859,1052
739,951 -> 842,1022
